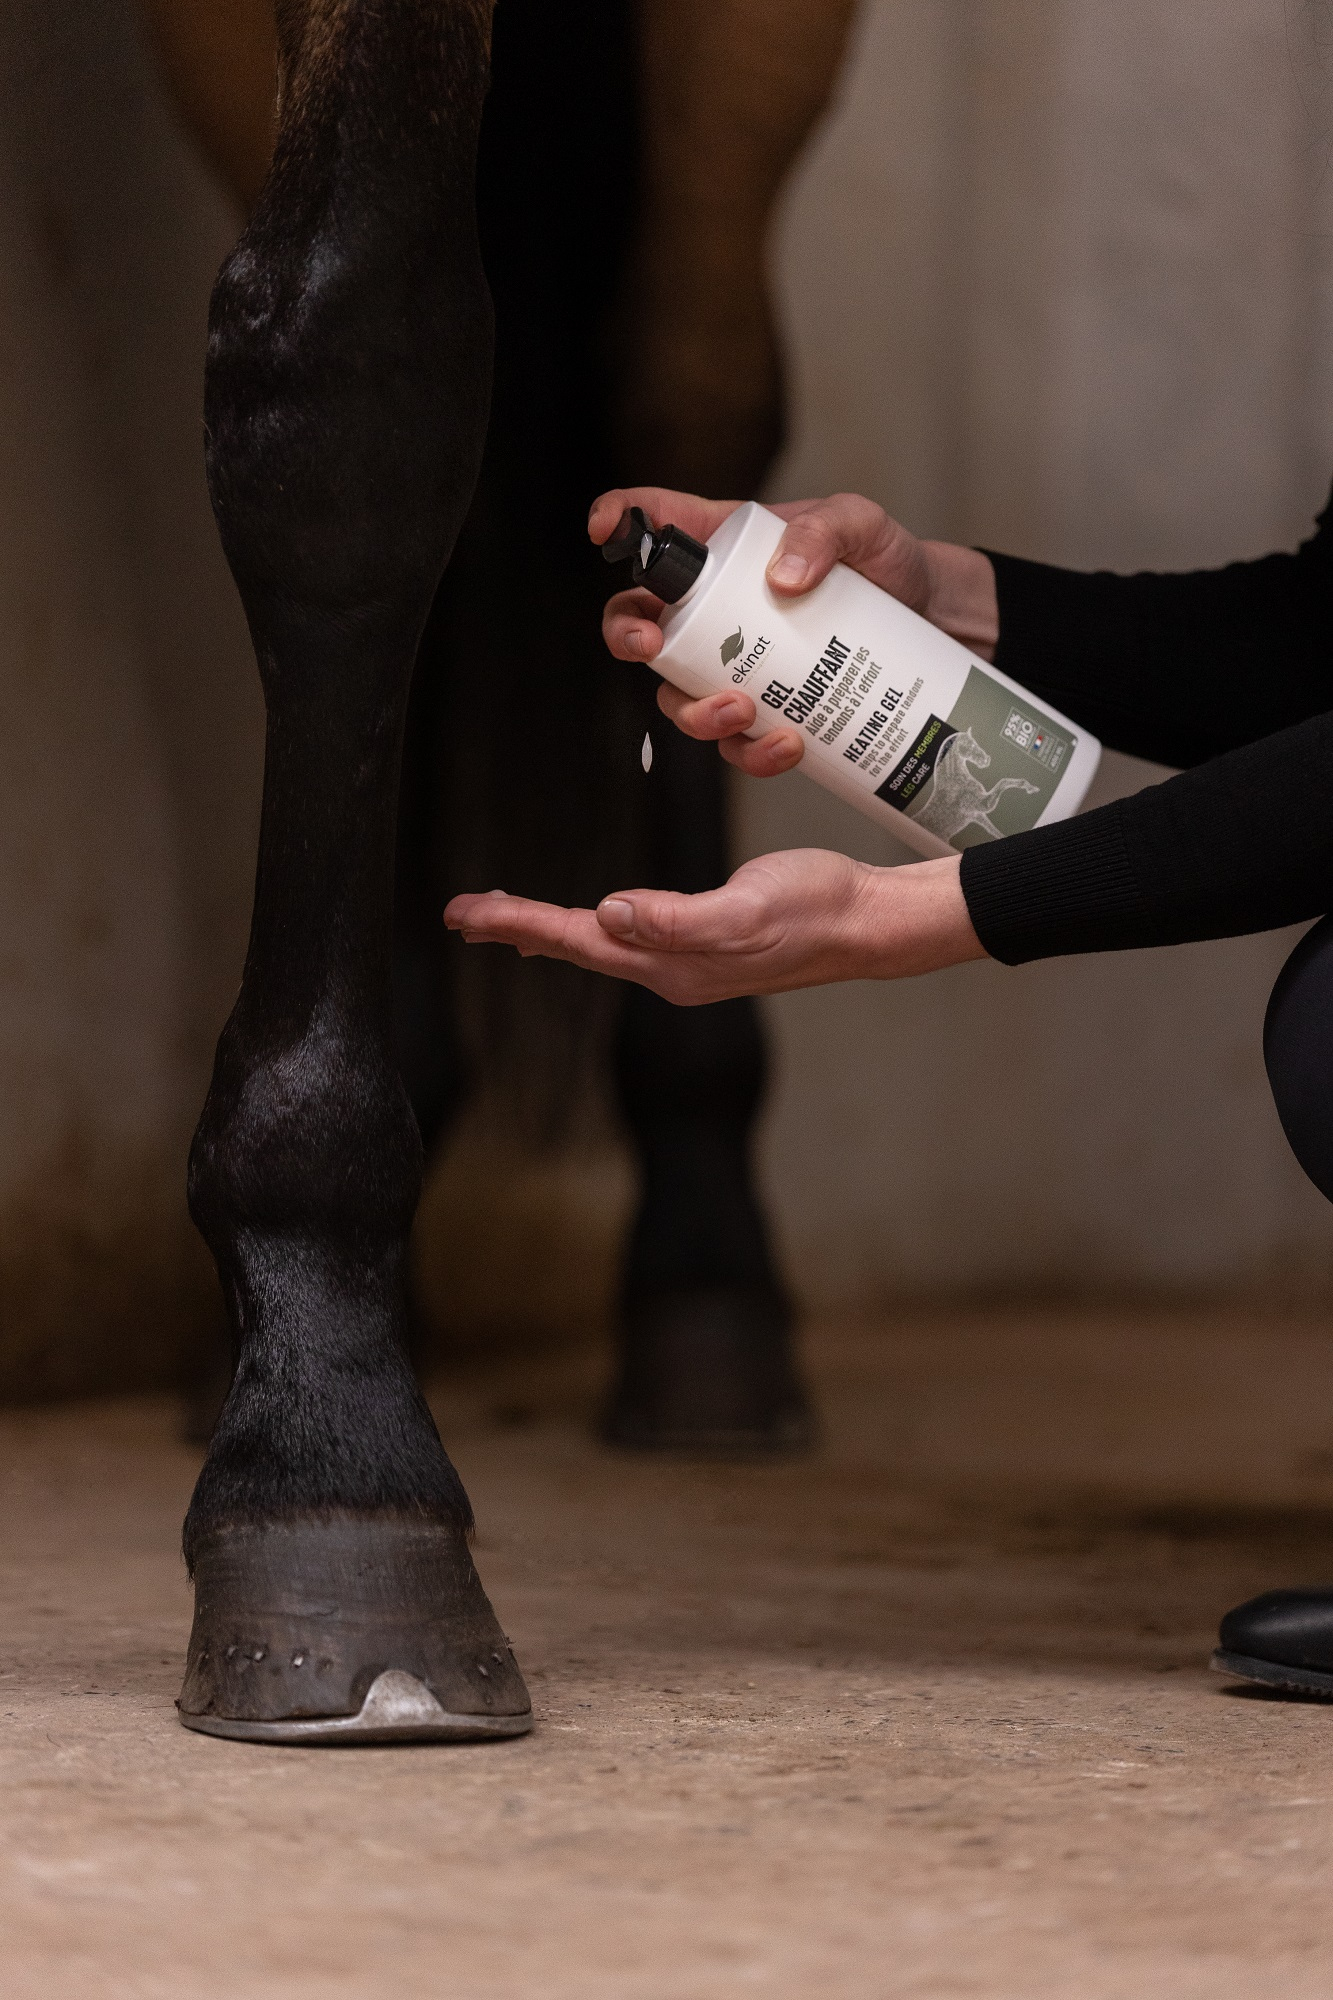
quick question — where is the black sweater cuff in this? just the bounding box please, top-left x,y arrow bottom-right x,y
959,514 -> 1333,962
958,805 -> 1145,964
960,711 -> 1333,963
982,543 -> 1333,766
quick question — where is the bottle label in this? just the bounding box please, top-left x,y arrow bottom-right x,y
657,504 -> 1094,853
756,636 -> 1074,848
873,669 -> 1073,848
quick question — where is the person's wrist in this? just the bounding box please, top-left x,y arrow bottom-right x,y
851,855 -> 988,979
919,543 -> 1000,660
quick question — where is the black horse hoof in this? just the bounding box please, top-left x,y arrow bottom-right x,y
604,1284 -> 814,1455
1211,1588 -> 1333,1698
178,1517 -> 533,1744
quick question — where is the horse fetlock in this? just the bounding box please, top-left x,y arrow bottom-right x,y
183,1301 -> 472,1561
189,1034 -> 421,1246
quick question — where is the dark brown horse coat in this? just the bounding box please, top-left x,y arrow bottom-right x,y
136,0 -> 855,1740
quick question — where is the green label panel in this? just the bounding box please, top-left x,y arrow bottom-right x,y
875,667 -> 1075,850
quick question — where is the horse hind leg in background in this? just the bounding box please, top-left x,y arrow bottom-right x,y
594,0 -> 859,1450
176,0 -> 531,1744
402,0 -> 859,1454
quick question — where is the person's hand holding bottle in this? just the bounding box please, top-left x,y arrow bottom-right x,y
445,488 -> 994,1000
593,486 -> 1001,778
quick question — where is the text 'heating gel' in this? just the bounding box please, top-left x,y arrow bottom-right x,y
604,502 -> 1101,859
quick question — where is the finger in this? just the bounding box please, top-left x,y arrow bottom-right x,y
654,684 -> 801,774
718,727 -> 804,778
446,893 -> 665,979
596,881 -> 757,953
451,906 -> 738,1007
447,896 -> 743,1004
765,492 -> 897,596
445,890 -> 563,942
589,486 -> 738,549
655,683 -> 757,740
603,588 -> 665,663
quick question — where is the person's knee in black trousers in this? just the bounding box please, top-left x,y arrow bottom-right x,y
1214,914 -> 1333,1695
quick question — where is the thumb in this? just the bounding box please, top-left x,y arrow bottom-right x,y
766,494 -> 895,597
767,513 -> 843,596
597,884 -> 748,952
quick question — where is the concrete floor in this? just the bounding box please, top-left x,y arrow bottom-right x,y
5,1309 -> 1333,1997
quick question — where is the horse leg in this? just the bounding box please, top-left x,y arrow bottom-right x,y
608,737 -> 810,1450
601,0 -> 856,1454
138,0 -> 468,1385
178,0 -> 531,1743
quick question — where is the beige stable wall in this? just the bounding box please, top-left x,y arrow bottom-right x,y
0,0 -> 260,1393
1,0 -> 1331,1400
751,0 -> 1333,1303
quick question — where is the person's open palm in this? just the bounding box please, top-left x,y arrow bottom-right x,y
446,849 -> 981,1004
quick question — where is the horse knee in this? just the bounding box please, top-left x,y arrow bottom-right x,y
205,233 -> 492,642
203,5 -> 495,639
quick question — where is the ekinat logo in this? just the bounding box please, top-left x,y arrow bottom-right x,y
720,628 -> 745,668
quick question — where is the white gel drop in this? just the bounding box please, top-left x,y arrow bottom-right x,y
641,731 -> 653,773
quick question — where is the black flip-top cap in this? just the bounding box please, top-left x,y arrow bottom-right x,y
601,506 -> 709,604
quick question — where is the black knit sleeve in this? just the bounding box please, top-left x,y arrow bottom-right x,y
960,709 -> 1333,962
982,492 -> 1333,769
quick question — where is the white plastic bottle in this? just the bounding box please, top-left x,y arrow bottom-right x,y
604,501 -> 1100,860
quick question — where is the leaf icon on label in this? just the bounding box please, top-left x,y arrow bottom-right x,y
720,628 -> 745,667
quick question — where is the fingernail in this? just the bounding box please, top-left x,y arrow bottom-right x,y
716,699 -> 745,729
599,898 -> 635,937
769,553 -> 808,588
624,629 -> 645,658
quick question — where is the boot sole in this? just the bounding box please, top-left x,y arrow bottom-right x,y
1211,1648 -> 1333,1697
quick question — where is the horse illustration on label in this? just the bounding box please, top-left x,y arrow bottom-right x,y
913,727 -> 1038,843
